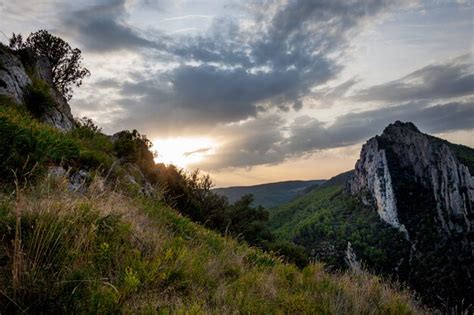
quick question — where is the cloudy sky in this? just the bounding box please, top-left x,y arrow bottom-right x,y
1,0 -> 473,186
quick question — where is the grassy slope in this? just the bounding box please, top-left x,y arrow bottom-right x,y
0,178 -> 423,314
213,180 -> 326,209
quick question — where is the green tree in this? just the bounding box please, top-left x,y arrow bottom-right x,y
9,30 -> 90,100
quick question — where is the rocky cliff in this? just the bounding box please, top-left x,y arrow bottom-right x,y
349,121 -> 473,308
0,46 -> 75,131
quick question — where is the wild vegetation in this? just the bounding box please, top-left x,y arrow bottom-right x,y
213,179 -> 326,209
9,30 -> 90,101
0,175 -> 425,314
268,181 -> 409,274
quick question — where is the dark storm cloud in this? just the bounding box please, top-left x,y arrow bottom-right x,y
198,99 -> 474,170
96,0 -> 407,128
353,54 -> 474,103
60,0 -> 160,52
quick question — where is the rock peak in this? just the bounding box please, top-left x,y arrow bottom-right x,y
383,121 -> 420,135
349,121 -> 473,307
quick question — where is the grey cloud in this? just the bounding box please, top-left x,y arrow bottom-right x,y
198,99 -> 474,170
60,0 -> 160,52
353,54 -> 474,103
102,0 -> 406,130
285,99 -> 474,153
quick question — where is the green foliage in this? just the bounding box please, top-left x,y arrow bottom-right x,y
113,129 -> 155,172
269,184 -> 409,273
0,100 -> 79,180
0,181 -> 422,314
213,179 -> 326,208
267,241 -> 309,268
71,117 -> 115,170
448,142 -> 474,173
9,30 -> 90,100
24,77 -> 54,118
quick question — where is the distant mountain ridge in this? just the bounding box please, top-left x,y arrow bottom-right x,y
213,179 -> 326,208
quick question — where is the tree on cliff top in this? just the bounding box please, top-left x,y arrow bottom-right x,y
9,30 -> 90,100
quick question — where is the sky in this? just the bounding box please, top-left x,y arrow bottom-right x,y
1,0 -> 473,187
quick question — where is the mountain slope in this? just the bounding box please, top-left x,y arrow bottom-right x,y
268,172 -> 408,273
269,122 -> 474,310
214,179 -> 326,208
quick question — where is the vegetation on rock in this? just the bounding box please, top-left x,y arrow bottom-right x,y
9,30 -> 90,101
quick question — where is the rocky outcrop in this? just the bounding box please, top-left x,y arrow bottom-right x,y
33,55 -> 75,131
349,137 -> 408,238
0,47 -> 75,131
350,121 -> 473,238
348,121 -> 474,308
0,48 -> 31,103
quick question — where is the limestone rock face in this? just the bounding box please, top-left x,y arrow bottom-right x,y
0,48 -> 75,131
348,121 -> 474,308
33,55 -> 75,131
0,49 -> 32,103
349,137 -> 408,237
350,121 -> 473,238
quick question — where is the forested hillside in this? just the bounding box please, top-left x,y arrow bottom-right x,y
213,179 -> 325,208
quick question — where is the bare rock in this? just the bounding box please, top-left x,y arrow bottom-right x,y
0,49 -> 75,131
0,49 -> 31,103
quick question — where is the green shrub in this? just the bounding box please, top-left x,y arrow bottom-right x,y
24,78 -> 55,118
0,109 -> 80,180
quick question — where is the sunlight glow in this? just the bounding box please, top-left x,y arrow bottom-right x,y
152,137 -> 216,168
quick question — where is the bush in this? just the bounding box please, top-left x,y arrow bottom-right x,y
24,78 -> 54,118
0,103 -> 79,181
71,117 -> 115,171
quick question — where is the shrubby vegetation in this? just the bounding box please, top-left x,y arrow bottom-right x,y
269,183 -> 410,273
9,30 -> 90,100
23,78 -> 55,118
0,96 -> 79,181
0,96 -> 306,266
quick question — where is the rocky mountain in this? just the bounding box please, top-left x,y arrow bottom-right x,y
269,121 -> 473,310
349,121 -> 473,308
213,179 -> 326,208
0,45 -> 75,131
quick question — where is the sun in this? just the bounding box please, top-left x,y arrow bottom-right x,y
152,137 -> 216,168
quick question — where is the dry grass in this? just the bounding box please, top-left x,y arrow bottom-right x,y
0,175 -> 427,314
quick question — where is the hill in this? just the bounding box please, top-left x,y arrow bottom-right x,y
0,38 -> 426,313
268,121 -> 474,311
213,179 -> 326,208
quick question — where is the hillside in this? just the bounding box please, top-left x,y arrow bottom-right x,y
0,39 -> 426,313
1,174 -> 426,314
269,122 -> 474,311
213,179 -> 326,208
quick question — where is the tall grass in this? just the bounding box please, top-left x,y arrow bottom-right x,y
0,173 -> 426,314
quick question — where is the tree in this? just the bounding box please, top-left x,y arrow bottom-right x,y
9,30 -> 90,100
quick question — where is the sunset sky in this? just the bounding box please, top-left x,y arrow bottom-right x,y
1,0 -> 473,187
